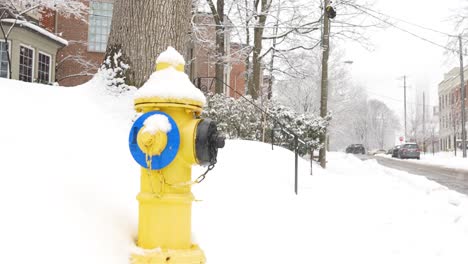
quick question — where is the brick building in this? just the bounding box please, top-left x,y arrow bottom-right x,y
40,0 -> 113,86
189,12 -> 249,97
38,2 -> 249,96
438,66 -> 468,151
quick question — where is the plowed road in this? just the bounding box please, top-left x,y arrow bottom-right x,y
358,155 -> 468,195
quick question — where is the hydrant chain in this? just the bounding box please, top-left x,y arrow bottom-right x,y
145,151 -> 156,195
194,163 -> 216,184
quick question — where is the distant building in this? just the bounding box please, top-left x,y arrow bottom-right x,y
190,12 -> 249,98
0,14 -> 67,83
438,67 -> 468,151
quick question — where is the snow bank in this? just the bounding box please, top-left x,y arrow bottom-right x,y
0,77 -> 468,264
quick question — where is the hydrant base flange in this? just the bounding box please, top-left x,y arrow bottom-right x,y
131,244 -> 206,264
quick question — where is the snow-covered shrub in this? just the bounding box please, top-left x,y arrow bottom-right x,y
99,49 -> 132,95
203,94 -> 329,155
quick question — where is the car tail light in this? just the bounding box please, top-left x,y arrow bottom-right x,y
417,148 -> 421,152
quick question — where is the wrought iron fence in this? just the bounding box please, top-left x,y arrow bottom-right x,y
193,76 -> 318,194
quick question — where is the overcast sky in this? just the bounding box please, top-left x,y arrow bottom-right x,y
342,0 -> 463,136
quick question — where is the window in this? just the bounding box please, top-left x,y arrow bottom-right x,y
88,1 -> 113,52
19,45 -> 34,82
38,52 -> 51,83
0,40 -> 10,78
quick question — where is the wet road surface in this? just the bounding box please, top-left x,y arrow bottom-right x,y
358,155 -> 468,195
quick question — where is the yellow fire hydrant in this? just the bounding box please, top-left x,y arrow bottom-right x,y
128,47 -> 224,263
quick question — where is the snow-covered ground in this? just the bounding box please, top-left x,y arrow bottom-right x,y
378,152 -> 468,171
1,76 -> 468,264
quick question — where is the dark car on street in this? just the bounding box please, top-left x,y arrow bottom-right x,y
397,143 -> 421,159
346,144 -> 366,154
392,145 -> 401,158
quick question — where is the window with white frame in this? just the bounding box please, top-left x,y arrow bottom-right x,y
0,40 -> 10,78
88,0 -> 113,52
19,45 -> 34,82
38,52 -> 51,83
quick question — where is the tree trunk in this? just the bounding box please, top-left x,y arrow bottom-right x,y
267,1 -> 281,99
215,0 -> 225,94
244,0 -> 252,96
105,0 -> 191,87
319,0 -> 330,168
249,0 -> 269,100
207,0 -> 225,94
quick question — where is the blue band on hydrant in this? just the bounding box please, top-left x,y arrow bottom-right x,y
128,111 -> 180,169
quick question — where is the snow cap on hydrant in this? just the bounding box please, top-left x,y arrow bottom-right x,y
134,46 -> 206,108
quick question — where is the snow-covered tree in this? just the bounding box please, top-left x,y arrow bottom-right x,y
366,99 -> 400,150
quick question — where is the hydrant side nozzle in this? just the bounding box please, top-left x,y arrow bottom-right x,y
195,119 -> 224,166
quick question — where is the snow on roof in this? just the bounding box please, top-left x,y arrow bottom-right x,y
1,19 -> 68,46
135,47 -> 206,106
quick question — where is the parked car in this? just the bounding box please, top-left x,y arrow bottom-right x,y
346,144 -> 366,154
397,143 -> 421,159
392,145 -> 401,158
456,141 -> 468,150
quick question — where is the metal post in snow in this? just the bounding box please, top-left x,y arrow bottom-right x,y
294,135 -> 298,195
423,92 -> 426,154
271,126 -> 274,150
310,149 -> 313,176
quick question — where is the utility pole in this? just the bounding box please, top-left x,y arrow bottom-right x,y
459,35 -> 467,158
319,0 -> 331,168
453,106 -> 457,157
423,92 -> 426,154
403,75 -> 407,141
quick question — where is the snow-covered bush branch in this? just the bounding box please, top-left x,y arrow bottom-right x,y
98,50 -> 134,96
203,93 -> 329,155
